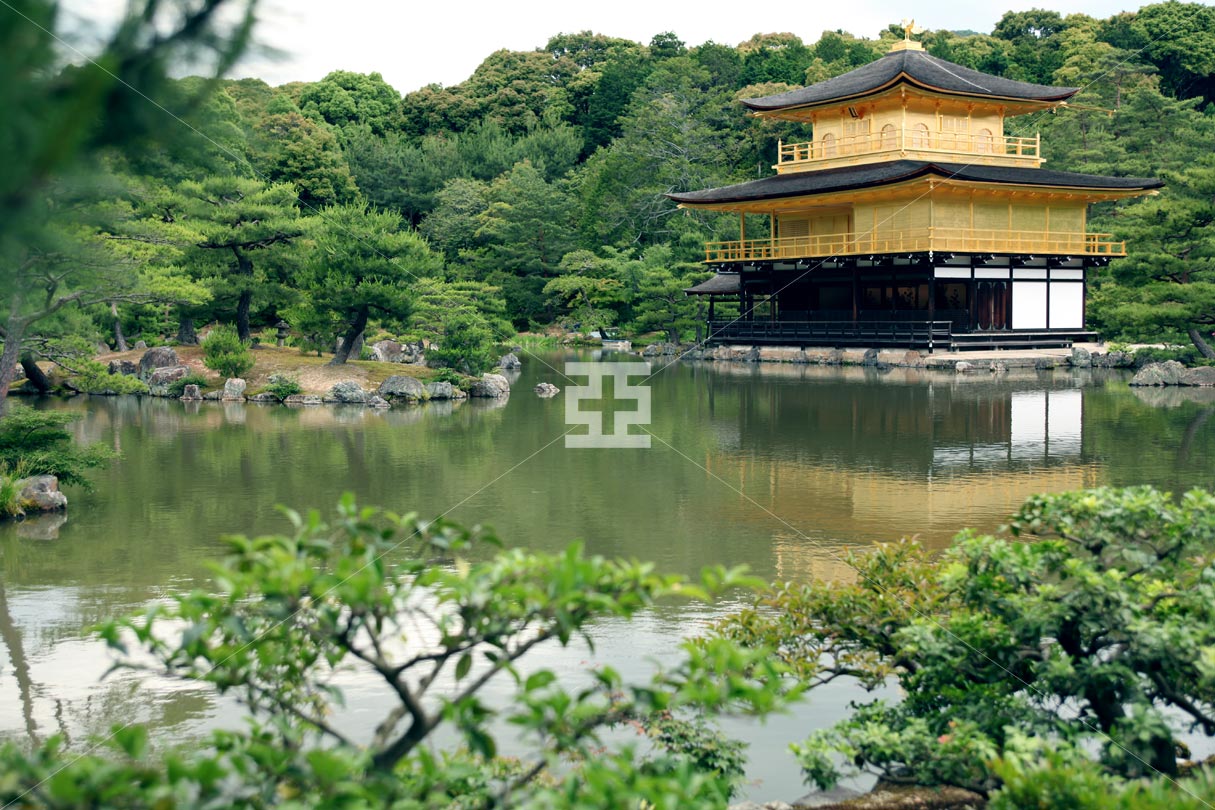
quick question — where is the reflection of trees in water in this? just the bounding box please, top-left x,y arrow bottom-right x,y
1131,386 -> 1215,409
0,580 -> 39,742
0,574 -> 218,746
1179,407 -> 1214,465
12,396 -> 512,593
1089,387 -> 1215,489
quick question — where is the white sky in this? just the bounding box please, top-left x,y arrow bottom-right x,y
68,0 -> 1155,95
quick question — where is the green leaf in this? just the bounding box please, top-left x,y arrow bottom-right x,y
455,652 -> 473,682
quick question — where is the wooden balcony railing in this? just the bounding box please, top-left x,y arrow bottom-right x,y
777,129 -> 1041,168
703,228 -> 1125,262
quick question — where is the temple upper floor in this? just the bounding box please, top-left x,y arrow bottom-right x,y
744,40 -> 1077,172
774,106 -> 1042,172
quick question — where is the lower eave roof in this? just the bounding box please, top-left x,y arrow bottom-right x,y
684,273 -> 741,295
666,161 -> 1163,206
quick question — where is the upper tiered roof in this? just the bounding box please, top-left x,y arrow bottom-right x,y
742,45 -> 1079,115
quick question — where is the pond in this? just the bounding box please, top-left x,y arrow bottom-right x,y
2,352 -> 1213,802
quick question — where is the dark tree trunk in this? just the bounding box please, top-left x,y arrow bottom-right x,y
1188,327 -> 1215,360
19,355 -> 50,394
233,248 -> 254,342
0,317 -> 26,414
110,302 -> 128,352
236,289 -> 253,342
177,313 -> 198,345
329,307 -> 369,365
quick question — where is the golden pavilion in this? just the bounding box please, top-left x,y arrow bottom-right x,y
672,35 -> 1163,350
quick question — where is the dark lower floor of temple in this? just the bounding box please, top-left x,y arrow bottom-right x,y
687,254 -> 1104,351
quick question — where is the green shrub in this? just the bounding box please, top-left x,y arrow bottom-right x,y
428,312 -> 497,375
429,368 -> 465,386
263,373 -> 301,399
990,740 -> 1215,809
166,372 -> 210,397
717,486 -> 1215,794
68,360 -> 149,395
1130,345 -> 1213,367
635,711 -> 748,798
0,404 -> 113,488
202,324 -> 254,378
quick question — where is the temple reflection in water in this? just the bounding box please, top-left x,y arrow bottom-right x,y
693,367 -> 1101,581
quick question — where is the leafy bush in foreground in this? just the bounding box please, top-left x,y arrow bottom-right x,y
0,497 -> 785,808
990,738 -> 1215,810
716,487 -> 1215,795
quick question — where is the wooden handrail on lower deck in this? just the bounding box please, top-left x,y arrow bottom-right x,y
703,228 -> 1125,262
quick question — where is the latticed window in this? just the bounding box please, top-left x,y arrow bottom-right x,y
820,132 -> 837,157
941,114 -> 968,132
781,219 -> 810,238
880,123 -> 897,150
940,114 -> 968,150
843,119 -> 868,137
843,118 -> 868,154
976,128 -> 994,153
910,122 -> 930,148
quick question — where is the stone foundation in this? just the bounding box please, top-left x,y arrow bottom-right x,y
695,344 -> 1129,371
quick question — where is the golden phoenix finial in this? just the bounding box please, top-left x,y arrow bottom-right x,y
901,18 -> 924,41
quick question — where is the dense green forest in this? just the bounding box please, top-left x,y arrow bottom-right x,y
5,1 -> 1215,399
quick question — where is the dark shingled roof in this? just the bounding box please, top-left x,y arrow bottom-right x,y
684,273 -> 741,295
742,48 -> 1079,111
667,161 -> 1163,205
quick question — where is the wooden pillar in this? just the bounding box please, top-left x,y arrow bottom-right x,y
928,268 -> 937,350
968,272 -> 977,332
1044,267 -> 1052,330
928,272 -> 937,324
851,265 -> 859,323
1081,264 -> 1088,328
708,297 -> 716,321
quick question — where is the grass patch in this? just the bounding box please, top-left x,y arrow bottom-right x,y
514,333 -> 559,349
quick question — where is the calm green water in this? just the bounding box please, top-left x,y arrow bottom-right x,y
2,353 -> 1213,801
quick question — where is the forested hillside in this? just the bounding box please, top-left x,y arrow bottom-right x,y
8,3 -> 1215,375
